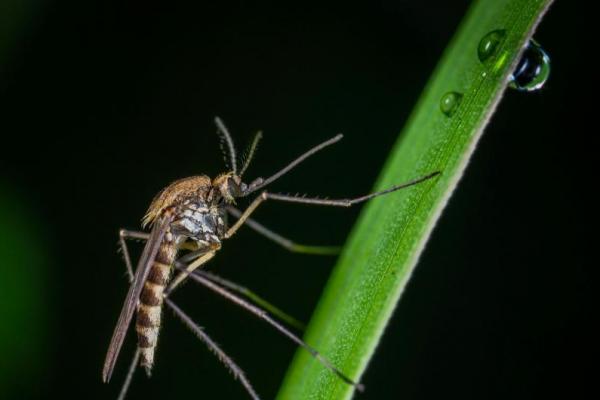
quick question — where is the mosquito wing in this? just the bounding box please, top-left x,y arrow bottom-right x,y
102,216 -> 171,382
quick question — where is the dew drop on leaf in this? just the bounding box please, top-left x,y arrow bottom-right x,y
478,29 -> 506,62
440,91 -> 463,117
509,39 -> 550,92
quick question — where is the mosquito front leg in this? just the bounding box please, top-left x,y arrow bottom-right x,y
224,192 -> 268,239
227,171 -> 439,239
265,171 -> 440,207
226,206 -> 340,255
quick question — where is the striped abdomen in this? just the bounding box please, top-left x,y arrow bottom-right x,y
136,234 -> 177,374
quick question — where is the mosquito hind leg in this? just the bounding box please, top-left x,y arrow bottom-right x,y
176,265 -> 364,392
165,298 -> 260,400
226,206 -> 340,255
118,229 -> 150,281
115,348 -> 140,400
194,269 -> 306,331
113,229 -> 150,400
118,228 -> 199,278
172,255 -> 306,331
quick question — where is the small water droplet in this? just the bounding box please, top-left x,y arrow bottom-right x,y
509,40 -> 550,92
440,91 -> 463,117
478,29 -> 506,62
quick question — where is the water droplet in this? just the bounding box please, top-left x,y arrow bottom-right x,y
509,40 -> 550,92
440,91 -> 463,117
478,29 -> 506,62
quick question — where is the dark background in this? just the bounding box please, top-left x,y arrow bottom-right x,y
0,1 -> 593,399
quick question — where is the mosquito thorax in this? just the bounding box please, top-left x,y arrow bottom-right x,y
142,176 -> 212,227
171,200 -> 226,242
137,175 -> 226,244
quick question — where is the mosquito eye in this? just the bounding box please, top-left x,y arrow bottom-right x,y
227,177 -> 241,196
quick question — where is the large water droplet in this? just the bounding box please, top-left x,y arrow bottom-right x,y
509,40 -> 550,92
440,91 -> 463,117
478,29 -> 506,62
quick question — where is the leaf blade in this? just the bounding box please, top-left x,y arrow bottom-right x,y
277,0 -> 554,399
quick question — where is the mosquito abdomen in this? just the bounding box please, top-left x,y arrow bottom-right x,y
135,234 -> 177,375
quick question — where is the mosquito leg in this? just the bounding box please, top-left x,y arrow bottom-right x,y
166,249 -> 218,295
165,245 -> 216,296
116,348 -> 140,400
172,256 -> 304,329
224,193 -> 269,239
194,270 -> 306,331
226,206 -> 340,255
165,298 -> 260,400
266,171 -> 440,207
118,229 -> 150,281
176,265 -> 364,392
227,172 -> 439,240
119,229 -> 215,300
120,229 -> 150,241
113,229 -> 150,400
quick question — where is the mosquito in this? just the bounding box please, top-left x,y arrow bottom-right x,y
103,117 -> 440,399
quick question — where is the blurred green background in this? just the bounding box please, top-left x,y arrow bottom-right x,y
0,1 -> 592,399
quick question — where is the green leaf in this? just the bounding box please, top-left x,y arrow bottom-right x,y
277,1 -> 554,399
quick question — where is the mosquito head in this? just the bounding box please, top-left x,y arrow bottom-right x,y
212,172 -> 247,203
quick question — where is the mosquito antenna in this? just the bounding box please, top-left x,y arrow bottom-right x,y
243,134 -> 343,196
178,266 -> 365,392
215,116 -> 238,174
116,349 -> 140,400
239,131 -> 263,177
165,298 -> 260,400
